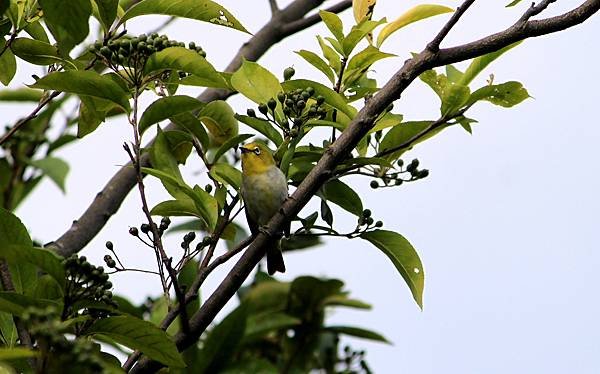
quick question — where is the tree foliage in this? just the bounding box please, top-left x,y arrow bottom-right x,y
0,0 -> 596,372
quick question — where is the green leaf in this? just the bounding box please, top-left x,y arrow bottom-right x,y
144,47 -> 228,89
467,81 -> 530,108
32,274 -> 63,300
0,245 -> 65,290
0,38 -> 16,86
0,292 -> 60,316
28,157 -> 69,193
0,208 -> 31,246
419,69 -> 447,99
211,133 -> 252,163
317,35 -> 341,73
0,88 -> 43,102
93,0 -> 119,31
77,96 -> 108,138
282,79 -> 354,119
209,163 -> 242,190
321,179 -> 363,217
163,130 -> 193,164
506,0 -> 524,7
369,112 -> 404,133
295,50 -> 335,84
0,347 -> 38,360
172,112 -> 210,150
139,95 -> 205,136
231,60 -> 282,109
0,312 -> 17,347
441,83 -> 470,116
235,114 -> 283,146
194,306 -> 247,374
119,0 -> 249,33
322,295 -> 372,310
319,10 -> 344,42
24,21 -> 50,43
142,168 -> 218,229
360,230 -> 424,308
86,315 -> 185,368
244,312 -> 301,341
149,129 -> 185,197
10,37 -> 62,65
30,71 -> 131,111
342,18 -> 385,57
458,42 -> 521,86
344,45 -> 395,86
377,4 -> 454,47
38,0 -> 92,53
150,198 -> 199,217
320,199 -> 333,227
445,64 -> 464,83
378,121 -> 433,159
198,100 -> 238,146
325,326 -> 390,343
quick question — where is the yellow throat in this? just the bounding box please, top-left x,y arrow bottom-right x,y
240,142 -> 277,175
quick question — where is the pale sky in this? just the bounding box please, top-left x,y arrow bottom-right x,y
3,1 -> 600,373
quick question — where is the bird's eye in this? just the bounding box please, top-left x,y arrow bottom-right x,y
253,147 -> 261,155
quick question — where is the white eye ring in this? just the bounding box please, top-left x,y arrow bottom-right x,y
253,147 -> 261,155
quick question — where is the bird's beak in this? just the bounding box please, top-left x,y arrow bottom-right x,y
240,146 -> 251,154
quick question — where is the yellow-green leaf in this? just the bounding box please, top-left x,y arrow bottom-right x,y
353,0 -> 377,23
377,4 -> 454,47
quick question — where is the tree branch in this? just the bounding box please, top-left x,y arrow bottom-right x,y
48,0 -> 352,258
128,1 -> 600,371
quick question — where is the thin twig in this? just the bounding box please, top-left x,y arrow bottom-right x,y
0,92 -> 61,146
126,89 -> 190,334
518,0 -> 557,23
427,0 -> 476,52
282,0 -> 353,35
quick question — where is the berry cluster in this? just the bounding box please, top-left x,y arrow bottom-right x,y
90,33 -> 205,73
357,208 -> 383,228
370,158 -> 429,189
63,255 -> 117,318
24,306 -> 104,371
181,230 -> 212,253
247,86 -> 328,136
339,344 -> 372,374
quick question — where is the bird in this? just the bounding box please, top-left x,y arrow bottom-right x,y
239,142 -> 287,275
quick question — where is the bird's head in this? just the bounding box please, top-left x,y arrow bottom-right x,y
240,142 -> 276,175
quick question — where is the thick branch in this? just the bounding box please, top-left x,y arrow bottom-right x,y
129,1 -> 600,371
48,0 -> 349,257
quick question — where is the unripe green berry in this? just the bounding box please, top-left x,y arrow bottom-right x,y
205,184 -> 213,193
100,46 -> 111,57
306,87 -> 315,96
140,223 -> 150,234
375,220 -> 383,227
297,100 -> 306,109
247,108 -> 256,117
267,98 -> 277,110
418,169 -> 429,178
316,95 -> 325,105
105,241 -> 113,250
188,41 -> 196,49
283,107 -> 291,116
277,92 -> 286,103
406,159 -> 419,172
301,91 -> 310,100
285,99 -> 294,107
362,209 -> 371,218
397,159 -> 404,167
283,67 -> 295,80
370,180 -> 379,189
258,103 -> 268,115
366,217 -> 374,225
129,227 -> 138,236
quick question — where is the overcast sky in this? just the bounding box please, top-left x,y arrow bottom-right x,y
4,1 -> 600,373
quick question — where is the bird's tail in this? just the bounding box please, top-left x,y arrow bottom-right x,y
266,241 -> 286,275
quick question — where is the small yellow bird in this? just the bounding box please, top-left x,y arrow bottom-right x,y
240,142 -> 287,274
